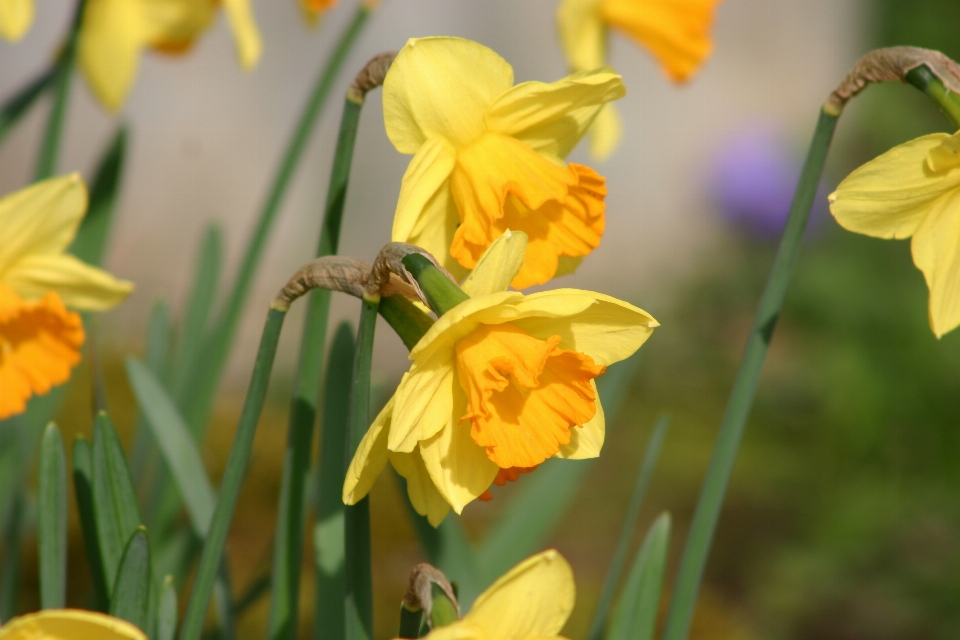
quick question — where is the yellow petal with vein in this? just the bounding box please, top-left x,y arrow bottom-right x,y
467,549 -> 575,638
910,188 -> 960,338
556,0 -> 606,72
0,609 -> 146,640
383,37 -> 514,153
5,254 -> 133,311
343,396 -> 392,504
461,230 -> 528,297
389,361 -> 455,452
829,133 -> 960,239
79,0 -> 145,111
486,68 -> 625,159
557,381 -> 604,459
390,447 -> 450,526
408,291 -> 521,360
0,0 -> 32,41
0,175 -> 87,273
222,0 -> 262,69
391,136 -> 457,250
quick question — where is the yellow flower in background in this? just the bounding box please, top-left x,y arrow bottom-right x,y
557,0 -> 721,159
829,131 -> 960,338
0,0 -> 32,41
385,36 -> 625,289
0,609 -> 147,639
0,175 -> 133,419
298,0 -> 337,25
398,550 -> 576,640
344,232 -> 657,525
79,0 -> 262,111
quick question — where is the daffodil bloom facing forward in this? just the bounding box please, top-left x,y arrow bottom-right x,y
79,0 -> 262,111
829,131 -> 960,338
0,175 -> 133,418
0,609 -> 147,640
557,0 -> 721,158
399,550 -> 576,640
344,232 -> 657,525
0,0 -> 32,41
385,37 -> 626,289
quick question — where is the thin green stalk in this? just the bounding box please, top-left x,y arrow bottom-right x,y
38,423 -> 68,609
345,296 -> 378,640
398,605 -> 423,639
0,66 -> 56,147
587,415 -> 670,640
905,65 -> 960,129
378,296 -> 435,350
662,109 -> 839,640
400,255 -> 469,316
35,0 -> 86,181
268,94 -> 365,640
181,5 -> 372,436
179,309 -> 286,640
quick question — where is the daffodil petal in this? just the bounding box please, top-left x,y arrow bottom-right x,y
418,394 -> 498,514
221,0 -> 262,69
408,291 -> 522,360
383,36 -> 514,152
79,0 -> 145,111
0,175 -> 87,274
588,103 -> 622,160
486,68 -> 625,159
0,609 -> 147,640
461,230 -> 528,297
389,361 -> 455,453
390,448 -> 450,526
508,289 -> 658,365
556,0 -> 606,71
829,133 -> 960,239
392,136 -> 457,249
0,0 -> 33,41
467,549 -> 575,638
343,397 -> 392,505
4,254 -> 133,311
412,620 -> 485,640
910,188 -> 960,338
557,381 -> 604,459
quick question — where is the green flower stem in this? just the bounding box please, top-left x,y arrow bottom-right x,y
345,295 -> 379,640
661,108 -> 839,640
379,296 -> 435,349
35,0 -> 86,181
181,5 -> 372,435
905,65 -> 960,129
400,254 -> 469,316
179,308 -> 286,640
0,66 -> 56,148
268,89 -> 365,640
397,604 -> 423,639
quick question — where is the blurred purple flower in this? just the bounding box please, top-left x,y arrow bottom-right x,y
711,124 -> 829,239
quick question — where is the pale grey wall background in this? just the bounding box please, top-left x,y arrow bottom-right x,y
0,0 -> 866,391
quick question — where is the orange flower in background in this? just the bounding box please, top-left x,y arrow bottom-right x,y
298,0 -> 337,24
385,36 -> 625,289
0,175 -> 133,419
557,0 -> 721,158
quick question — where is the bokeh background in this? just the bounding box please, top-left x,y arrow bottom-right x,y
3,0 -> 960,638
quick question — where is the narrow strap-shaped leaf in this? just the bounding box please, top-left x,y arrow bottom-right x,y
607,514 -> 671,640
662,110 -> 839,640
476,356 -> 643,587
313,323 -> 354,640
0,493 -> 24,620
345,297 -> 378,640
92,411 -> 144,595
158,575 -> 178,640
179,5 -> 373,436
68,126 -> 127,266
0,66 -> 55,146
72,436 -> 110,610
126,358 -> 215,537
38,423 -> 68,609
131,299 -> 173,483
110,527 -> 152,631
179,308 -> 286,640
587,415 -> 670,640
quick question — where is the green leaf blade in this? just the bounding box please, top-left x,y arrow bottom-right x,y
158,575 -> 178,640
608,514 -> 671,640
38,423 -> 68,609
110,527 -> 152,631
72,436 -> 110,610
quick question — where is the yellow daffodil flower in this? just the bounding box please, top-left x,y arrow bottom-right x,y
79,0 -> 262,111
0,175 -> 133,419
0,0 -> 32,41
385,36 -> 626,289
0,609 -> 147,639
344,231 -> 657,525
829,131 -> 960,338
556,0 -> 721,159
399,550 -> 576,640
